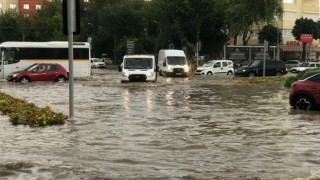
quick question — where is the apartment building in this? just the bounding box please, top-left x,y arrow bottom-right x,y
247,0 -> 320,60
0,0 -> 43,16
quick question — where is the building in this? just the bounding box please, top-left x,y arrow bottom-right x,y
0,0 -> 43,16
18,0 -> 43,17
243,0 -> 320,61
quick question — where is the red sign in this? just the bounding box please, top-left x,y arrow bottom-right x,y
300,34 -> 313,43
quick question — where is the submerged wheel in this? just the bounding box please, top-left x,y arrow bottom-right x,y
56,76 -> 66,82
227,71 -> 234,75
248,72 -> 255,77
293,95 -> 315,110
275,72 -> 282,76
20,77 -> 30,82
207,72 -> 213,75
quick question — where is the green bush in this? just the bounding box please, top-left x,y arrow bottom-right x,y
0,92 -> 67,127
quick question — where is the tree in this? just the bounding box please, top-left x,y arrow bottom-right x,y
292,17 -> 319,61
0,10 -> 23,41
258,24 -> 282,45
224,0 -> 283,45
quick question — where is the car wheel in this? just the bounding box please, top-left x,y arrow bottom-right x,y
227,71 -> 234,75
159,70 -> 163,76
56,76 -> 66,82
20,77 -> 30,82
293,95 -> 315,110
275,72 -> 282,76
248,72 -> 255,77
207,72 -> 213,75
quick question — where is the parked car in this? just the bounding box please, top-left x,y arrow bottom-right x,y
234,60 -> 287,77
290,62 -> 320,73
195,60 -> 234,75
6,63 -> 69,82
284,60 -> 302,69
289,70 -> 320,110
91,58 -> 105,69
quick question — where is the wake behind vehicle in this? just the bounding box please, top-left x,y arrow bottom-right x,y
234,60 -> 287,77
195,60 -> 234,75
120,54 -> 157,83
6,63 -> 69,82
289,70 -> 320,110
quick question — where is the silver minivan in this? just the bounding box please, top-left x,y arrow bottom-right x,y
195,60 -> 234,75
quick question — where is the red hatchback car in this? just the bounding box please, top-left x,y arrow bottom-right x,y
6,63 -> 69,82
289,71 -> 320,110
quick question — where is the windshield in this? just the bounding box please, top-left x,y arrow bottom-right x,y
124,58 -> 153,69
300,63 -> 309,67
91,58 -> 100,62
23,64 -> 38,71
248,60 -> 262,67
202,62 -> 214,67
167,56 -> 186,65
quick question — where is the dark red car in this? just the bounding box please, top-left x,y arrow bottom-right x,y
289,71 -> 320,110
6,63 -> 69,82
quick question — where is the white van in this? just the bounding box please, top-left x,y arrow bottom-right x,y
158,49 -> 189,77
195,60 -> 234,75
120,54 -> 157,83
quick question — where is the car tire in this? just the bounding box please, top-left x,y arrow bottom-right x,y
20,77 -> 30,82
56,76 -> 66,82
293,95 -> 315,110
227,71 -> 234,75
248,72 -> 255,77
207,72 -> 213,75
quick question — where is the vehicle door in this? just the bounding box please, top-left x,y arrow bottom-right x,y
265,61 -> 275,76
46,64 -> 59,81
212,61 -> 223,74
31,64 -> 46,81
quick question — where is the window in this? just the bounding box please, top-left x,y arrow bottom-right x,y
283,11 -> 297,20
282,29 -> 294,37
303,13 -> 319,21
23,4 -> 29,10
283,0 -> 295,3
9,4 -> 16,9
252,30 -> 260,39
36,4 -> 41,10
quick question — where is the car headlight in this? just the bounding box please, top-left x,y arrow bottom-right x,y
147,72 -> 155,77
167,66 -> 172,71
242,69 -> 247,72
11,74 -> 18,77
122,72 -> 129,77
185,66 -> 189,72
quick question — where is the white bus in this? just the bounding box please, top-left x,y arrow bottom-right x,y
0,41 -> 91,79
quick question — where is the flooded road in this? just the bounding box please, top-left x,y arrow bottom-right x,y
1,69 -> 320,179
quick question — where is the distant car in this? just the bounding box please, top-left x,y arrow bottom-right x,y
195,60 -> 234,75
6,63 -> 69,82
234,60 -> 287,77
289,70 -> 320,110
284,60 -> 302,69
91,58 -> 105,69
290,62 -> 320,73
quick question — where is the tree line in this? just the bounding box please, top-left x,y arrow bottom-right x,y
4,0 -> 318,63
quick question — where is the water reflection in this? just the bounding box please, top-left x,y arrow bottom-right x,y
0,71 -> 320,179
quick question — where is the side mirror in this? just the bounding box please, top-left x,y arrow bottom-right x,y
117,65 -> 122,72
163,62 -> 166,67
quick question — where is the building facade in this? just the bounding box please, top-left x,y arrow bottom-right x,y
243,0 -> 320,61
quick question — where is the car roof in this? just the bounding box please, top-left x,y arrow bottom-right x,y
300,70 -> 320,80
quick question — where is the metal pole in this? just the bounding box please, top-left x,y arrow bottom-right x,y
68,0 -> 75,121
1,49 -> 4,79
263,40 -> 267,77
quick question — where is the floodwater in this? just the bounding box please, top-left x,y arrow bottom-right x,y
0,69 -> 320,180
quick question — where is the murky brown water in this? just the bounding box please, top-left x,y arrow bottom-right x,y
1,69 -> 320,180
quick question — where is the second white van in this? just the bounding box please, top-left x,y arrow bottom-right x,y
158,49 -> 189,77
195,60 -> 234,75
